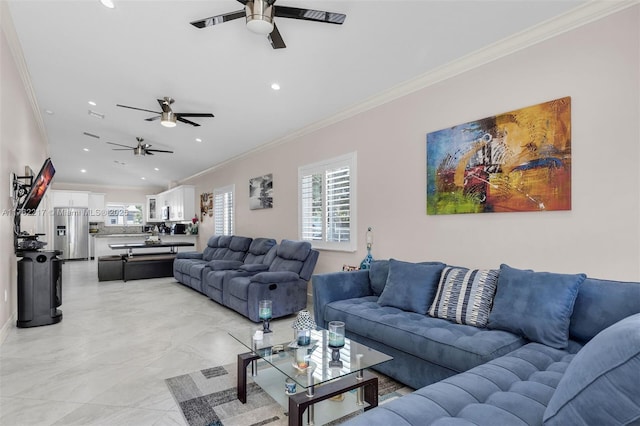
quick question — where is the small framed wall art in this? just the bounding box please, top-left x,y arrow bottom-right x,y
249,174 -> 273,210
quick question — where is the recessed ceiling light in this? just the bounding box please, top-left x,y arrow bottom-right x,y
45,109 -> 54,115
88,101 -> 96,106
195,138 -> 202,143
154,167 -> 159,171
271,83 -> 281,91
83,148 -> 90,152
99,0 -> 115,9
80,169 -> 87,173
141,177 -> 146,180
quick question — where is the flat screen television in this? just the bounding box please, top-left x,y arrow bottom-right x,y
19,157 -> 55,214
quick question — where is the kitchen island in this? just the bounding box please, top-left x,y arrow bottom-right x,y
93,233 -> 197,259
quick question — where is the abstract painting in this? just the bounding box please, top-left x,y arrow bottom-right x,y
249,174 -> 273,210
427,97 -> 571,215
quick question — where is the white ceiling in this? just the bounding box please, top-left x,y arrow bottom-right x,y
7,0 -> 588,189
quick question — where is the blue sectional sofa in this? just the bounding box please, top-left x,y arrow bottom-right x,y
312,260 -> 640,425
174,236 -> 319,322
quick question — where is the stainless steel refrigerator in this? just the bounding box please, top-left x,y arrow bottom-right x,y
54,207 -> 89,260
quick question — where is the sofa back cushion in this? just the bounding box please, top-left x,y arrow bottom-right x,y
543,313 -> 640,425
202,235 -> 220,261
243,238 -> 277,264
268,240 -> 312,274
368,259 -> 445,297
377,259 -> 445,315
428,267 -> 499,328
488,264 -> 585,349
569,277 -> 640,344
209,235 -> 233,260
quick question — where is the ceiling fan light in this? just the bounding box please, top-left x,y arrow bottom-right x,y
160,111 -> 177,128
246,18 -> 274,35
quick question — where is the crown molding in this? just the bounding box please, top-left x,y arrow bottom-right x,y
181,0 -> 638,185
1,2 -> 49,147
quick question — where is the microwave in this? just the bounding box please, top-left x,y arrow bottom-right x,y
161,205 -> 170,221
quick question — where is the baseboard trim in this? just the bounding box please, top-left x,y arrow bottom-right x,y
0,313 -> 16,345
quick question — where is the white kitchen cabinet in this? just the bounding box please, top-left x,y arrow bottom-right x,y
154,185 -> 195,222
89,193 -> 105,222
51,190 -> 89,207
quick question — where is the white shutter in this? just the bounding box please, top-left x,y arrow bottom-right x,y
214,185 -> 234,236
298,153 -> 356,251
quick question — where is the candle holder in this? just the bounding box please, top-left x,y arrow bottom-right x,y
328,321 -> 345,348
291,310 -> 315,346
330,347 -> 343,368
258,300 -> 272,333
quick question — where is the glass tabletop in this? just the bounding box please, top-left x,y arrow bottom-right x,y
229,326 -> 393,389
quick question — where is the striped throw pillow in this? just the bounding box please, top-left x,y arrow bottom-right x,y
428,267 -> 499,327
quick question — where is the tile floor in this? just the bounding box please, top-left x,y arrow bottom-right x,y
0,260 -> 301,425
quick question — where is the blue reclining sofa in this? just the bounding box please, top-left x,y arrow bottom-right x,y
174,236 -> 319,322
313,260 -> 640,425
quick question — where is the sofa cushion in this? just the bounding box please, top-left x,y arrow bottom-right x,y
488,264 -> 585,349
276,239 -> 311,261
428,267 -> 499,327
377,259 -> 445,314
369,260 -> 390,296
543,313 -> 640,426
343,343 -> 576,426
325,297 -> 525,373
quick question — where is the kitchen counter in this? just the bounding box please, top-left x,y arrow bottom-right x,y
94,233 -> 197,258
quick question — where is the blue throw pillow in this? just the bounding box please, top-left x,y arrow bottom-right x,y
543,313 -> 640,425
487,264 -> 585,349
377,259 -> 445,314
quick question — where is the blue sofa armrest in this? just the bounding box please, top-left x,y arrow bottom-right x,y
250,271 -> 300,283
239,264 -> 270,273
208,260 -> 243,270
176,252 -> 203,260
312,270 -> 373,327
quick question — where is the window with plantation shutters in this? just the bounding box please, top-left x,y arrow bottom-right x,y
299,153 -> 357,251
214,185 -> 234,236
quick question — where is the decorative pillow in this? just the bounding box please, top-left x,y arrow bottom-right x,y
377,259 -> 445,314
487,264 -> 586,349
428,267 -> 499,327
543,313 -> 640,425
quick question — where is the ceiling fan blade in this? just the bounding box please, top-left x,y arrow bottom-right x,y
268,23 -> 286,49
145,151 -> 154,155
146,149 -> 174,154
274,6 -> 345,24
175,113 -> 215,118
107,142 -> 135,149
176,116 -> 201,127
145,116 -> 161,122
236,0 -> 249,5
190,10 -> 246,29
116,104 -> 161,114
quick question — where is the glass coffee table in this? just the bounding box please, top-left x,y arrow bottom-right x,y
230,326 -> 393,426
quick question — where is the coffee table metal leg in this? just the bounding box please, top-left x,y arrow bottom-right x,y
237,352 -> 260,403
287,370 -> 378,426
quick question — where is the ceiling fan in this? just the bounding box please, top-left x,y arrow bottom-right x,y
107,137 -> 173,156
116,97 -> 214,127
190,0 -> 346,49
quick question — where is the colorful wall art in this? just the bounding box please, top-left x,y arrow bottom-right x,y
427,97 -> 571,215
249,174 -> 273,210
200,192 -> 213,220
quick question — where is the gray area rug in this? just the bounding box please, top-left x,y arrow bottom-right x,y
165,363 -> 412,426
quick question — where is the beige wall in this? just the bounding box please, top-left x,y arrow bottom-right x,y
183,7 -> 640,282
0,12 -> 50,339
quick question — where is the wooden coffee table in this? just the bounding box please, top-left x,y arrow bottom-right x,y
230,327 -> 393,426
